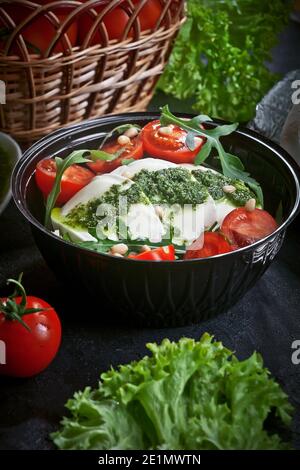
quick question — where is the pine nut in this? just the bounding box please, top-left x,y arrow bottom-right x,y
123,171 -> 133,179
245,198 -> 256,212
117,135 -> 131,146
155,205 -> 164,219
112,253 -> 123,258
223,185 -> 236,194
111,243 -> 128,255
158,126 -> 172,136
124,127 -> 139,138
140,245 -> 151,252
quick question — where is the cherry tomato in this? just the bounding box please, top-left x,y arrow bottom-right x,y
0,277 -> 61,378
184,232 -> 233,260
35,159 -> 95,205
87,136 -> 144,174
129,245 -> 175,261
132,0 -> 163,31
141,120 -> 205,164
0,5 -> 78,56
221,208 -> 278,248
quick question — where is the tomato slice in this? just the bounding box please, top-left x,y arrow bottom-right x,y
87,136 -> 143,174
141,120 -> 205,164
129,245 -> 176,261
35,158 -> 94,205
221,208 -> 278,248
184,232 -> 233,259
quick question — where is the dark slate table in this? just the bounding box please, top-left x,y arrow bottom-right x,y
0,199 -> 300,450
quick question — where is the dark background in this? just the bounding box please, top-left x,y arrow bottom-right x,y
0,17 -> 300,450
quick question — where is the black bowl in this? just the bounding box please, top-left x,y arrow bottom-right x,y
12,113 -> 300,327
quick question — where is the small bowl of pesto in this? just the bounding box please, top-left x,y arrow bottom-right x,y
0,132 -> 21,216
11,109 -> 300,327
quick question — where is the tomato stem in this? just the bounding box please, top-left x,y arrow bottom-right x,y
0,274 -> 50,332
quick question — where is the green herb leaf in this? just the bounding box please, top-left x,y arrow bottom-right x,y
158,0 -> 289,122
194,140 -> 213,165
44,150 -> 91,229
121,158 -> 136,166
90,150 -> 119,162
51,333 -> 293,450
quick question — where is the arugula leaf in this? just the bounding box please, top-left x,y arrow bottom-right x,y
51,333 -> 293,450
121,158 -> 136,166
160,106 -> 263,206
44,151 -> 91,229
74,232 -> 186,256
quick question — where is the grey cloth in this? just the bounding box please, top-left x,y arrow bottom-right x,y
249,70 -> 300,145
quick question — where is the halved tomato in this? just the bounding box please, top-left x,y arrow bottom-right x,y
184,232 -> 233,259
87,136 -> 143,174
35,159 -> 94,205
129,245 -> 175,261
221,208 -> 278,248
141,120 -> 205,164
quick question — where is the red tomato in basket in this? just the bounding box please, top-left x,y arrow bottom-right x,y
132,0 -> 163,31
184,232 -> 233,260
141,120 -> 205,164
78,6 -> 132,45
0,5 -> 77,56
87,136 -> 144,174
35,159 -> 95,205
221,208 -> 278,248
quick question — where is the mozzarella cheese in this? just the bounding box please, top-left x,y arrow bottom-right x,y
52,158 -> 239,246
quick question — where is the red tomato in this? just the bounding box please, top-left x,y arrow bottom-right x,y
132,0 -> 163,31
0,280 -> 61,378
221,208 -> 278,248
35,159 -> 95,205
141,120 -> 205,164
79,6 -> 131,45
87,136 -> 144,174
184,232 -> 233,260
129,245 -> 175,261
0,6 -> 77,56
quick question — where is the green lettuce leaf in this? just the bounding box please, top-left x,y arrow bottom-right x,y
51,333 -> 293,450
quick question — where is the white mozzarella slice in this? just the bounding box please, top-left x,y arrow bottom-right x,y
159,195 -> 217,245
123,203 -> 165,243
61,174 -> 130,217
215,200 -> 235,225
51,208 -> 96,242
112,158 -> 177,177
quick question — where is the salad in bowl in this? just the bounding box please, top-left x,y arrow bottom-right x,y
35,106 -> 278,262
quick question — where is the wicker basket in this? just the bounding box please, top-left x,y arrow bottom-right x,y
0,0 -> 185,144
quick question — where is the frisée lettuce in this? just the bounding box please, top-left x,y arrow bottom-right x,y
51,333 -> 293,450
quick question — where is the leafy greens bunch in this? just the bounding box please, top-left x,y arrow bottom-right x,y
52,333 -> 293,450
158,0 -> 289,122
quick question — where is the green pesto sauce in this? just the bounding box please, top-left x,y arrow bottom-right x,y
65,181 -> 149,228
133,168 -> 208,205
192,169 -> 255,206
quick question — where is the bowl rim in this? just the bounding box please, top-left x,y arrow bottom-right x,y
0,131 -> 22,216
12,111 -> 300,264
